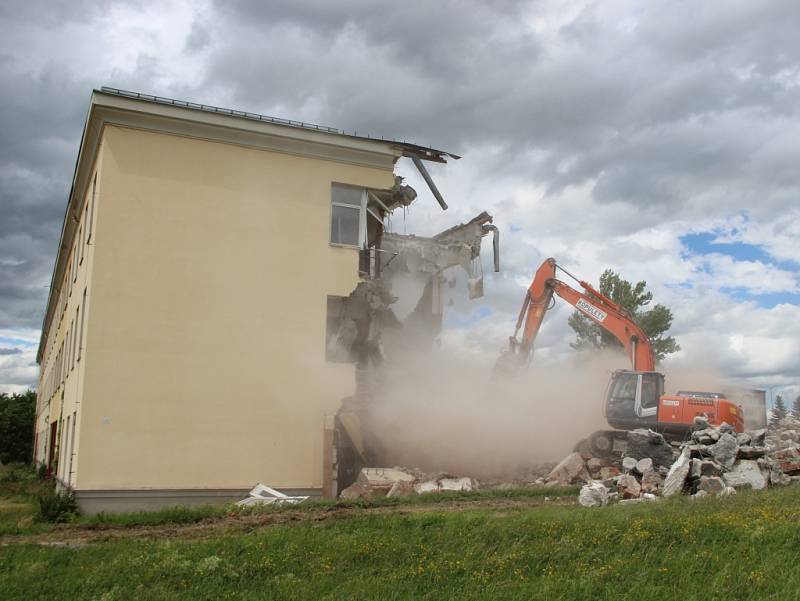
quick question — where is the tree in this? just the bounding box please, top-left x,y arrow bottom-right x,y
0,390 -> 36,464
793,395 -> 800,420
567,269 -> 680,363
770,394 -> 788,428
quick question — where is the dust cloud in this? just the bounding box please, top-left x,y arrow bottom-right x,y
364,350 -> 620,478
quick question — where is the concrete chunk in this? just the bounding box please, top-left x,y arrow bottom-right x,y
439,477 -> 476,492
547,452 -> 590,485
641,470 -> 663,494
357,468 -> 416,490
626,429 -> 675,467
635,458 -> 653,475
663,447 -> 692,497
723,460 -> 768,490
697,476 -> 725,494
709,433 -> 739,471
578,482 -> 609,507
617,474 -> 641,499
771,447 -> 800,475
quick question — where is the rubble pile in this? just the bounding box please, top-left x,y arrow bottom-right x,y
572,417 -> 800,507
340,467 -> 480,500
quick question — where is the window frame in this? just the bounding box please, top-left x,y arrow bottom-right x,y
329,184 -> 367,249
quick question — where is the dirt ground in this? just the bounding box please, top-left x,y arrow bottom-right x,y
1,495 -> 576,547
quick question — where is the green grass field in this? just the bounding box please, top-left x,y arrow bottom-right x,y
2,464 -> 799,600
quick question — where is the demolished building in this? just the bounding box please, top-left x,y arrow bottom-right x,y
33,87 -> 498,513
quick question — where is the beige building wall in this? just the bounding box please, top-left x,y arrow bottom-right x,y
74,124 -> 393,494
34,146 -> 103,488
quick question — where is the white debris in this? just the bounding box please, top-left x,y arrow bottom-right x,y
415,480 -> 441,494
722,460 -> 768,491
662,447 -> 692,497
358,468 -> 416,490
439,477 -> 476,492
578,482 -> 609,507
237,483 -> 309,506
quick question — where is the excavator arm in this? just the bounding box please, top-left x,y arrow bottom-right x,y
502,258 -> 655,372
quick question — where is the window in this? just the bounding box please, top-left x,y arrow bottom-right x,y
640,373 -> 660,410
58,415 -> 72,480
68,320 -> 74,371
73,307 -> 79,366
67,411 -> 77,485
87,172 -> 96,244
78,289 -> 86,361
330,184 -> 365,247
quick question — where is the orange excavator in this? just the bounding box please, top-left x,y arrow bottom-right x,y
499,257 -> 743,454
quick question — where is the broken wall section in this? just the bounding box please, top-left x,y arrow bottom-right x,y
325,177 -> 500,494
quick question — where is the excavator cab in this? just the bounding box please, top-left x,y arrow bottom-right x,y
605,370 -> 665,430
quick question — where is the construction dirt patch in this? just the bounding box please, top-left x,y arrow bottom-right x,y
1,495 -> 576,547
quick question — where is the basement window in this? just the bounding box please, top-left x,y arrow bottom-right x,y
330,184 -> 366,247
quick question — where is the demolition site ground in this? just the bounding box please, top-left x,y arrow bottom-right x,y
2,465 -> 800,601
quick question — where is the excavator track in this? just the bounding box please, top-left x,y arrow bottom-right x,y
574,429 -> 630,459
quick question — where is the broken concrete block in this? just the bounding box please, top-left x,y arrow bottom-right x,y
770,464 -> 791,486
621,456 -> 638,473
635,458 -> 653,475
736,432 -> 752,446
720,486 -> 737,497
771,447 -> 800,475
439,477 -> 476,492
748,429 -> 767,446
723,460 -> 768,490
357,468 -> 416,492
697,476 -> 725,494
586,458 -> 605,473
617,474 -> 641,499
737,446 -> 767,459
599,466 -> 621,480
699,460 -> 724,478
386,480 -> 416,498
692,428 -> 721,445
415,480 -> 441,494
719,422 -> 736,436
709,433 -> 739,471
663,447 -> 692,497
692,490 -> 709,499
690,458 -> 703,480
578,482 -> 609,507
546,452 -> 590,485
627,429 -> 675,468
693,415 -> 710,430
618,494 -> 658,505
641,470 -> 663,494
340,482 -> 372,500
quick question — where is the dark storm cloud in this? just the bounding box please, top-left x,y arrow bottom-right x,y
1,0 -> 800,392
200,0 -> 800,215
0,63 -> 94,329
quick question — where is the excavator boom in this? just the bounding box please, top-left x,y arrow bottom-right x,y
499,257 -> 744,441
507,258 -> 655,371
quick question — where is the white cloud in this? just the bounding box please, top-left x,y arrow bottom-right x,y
0,0 -> 798,402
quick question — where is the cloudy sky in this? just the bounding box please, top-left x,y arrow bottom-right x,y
1,0 -> 798,405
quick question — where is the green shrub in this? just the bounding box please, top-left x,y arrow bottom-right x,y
35,484 -> 78,523
0,390 -> 36,464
